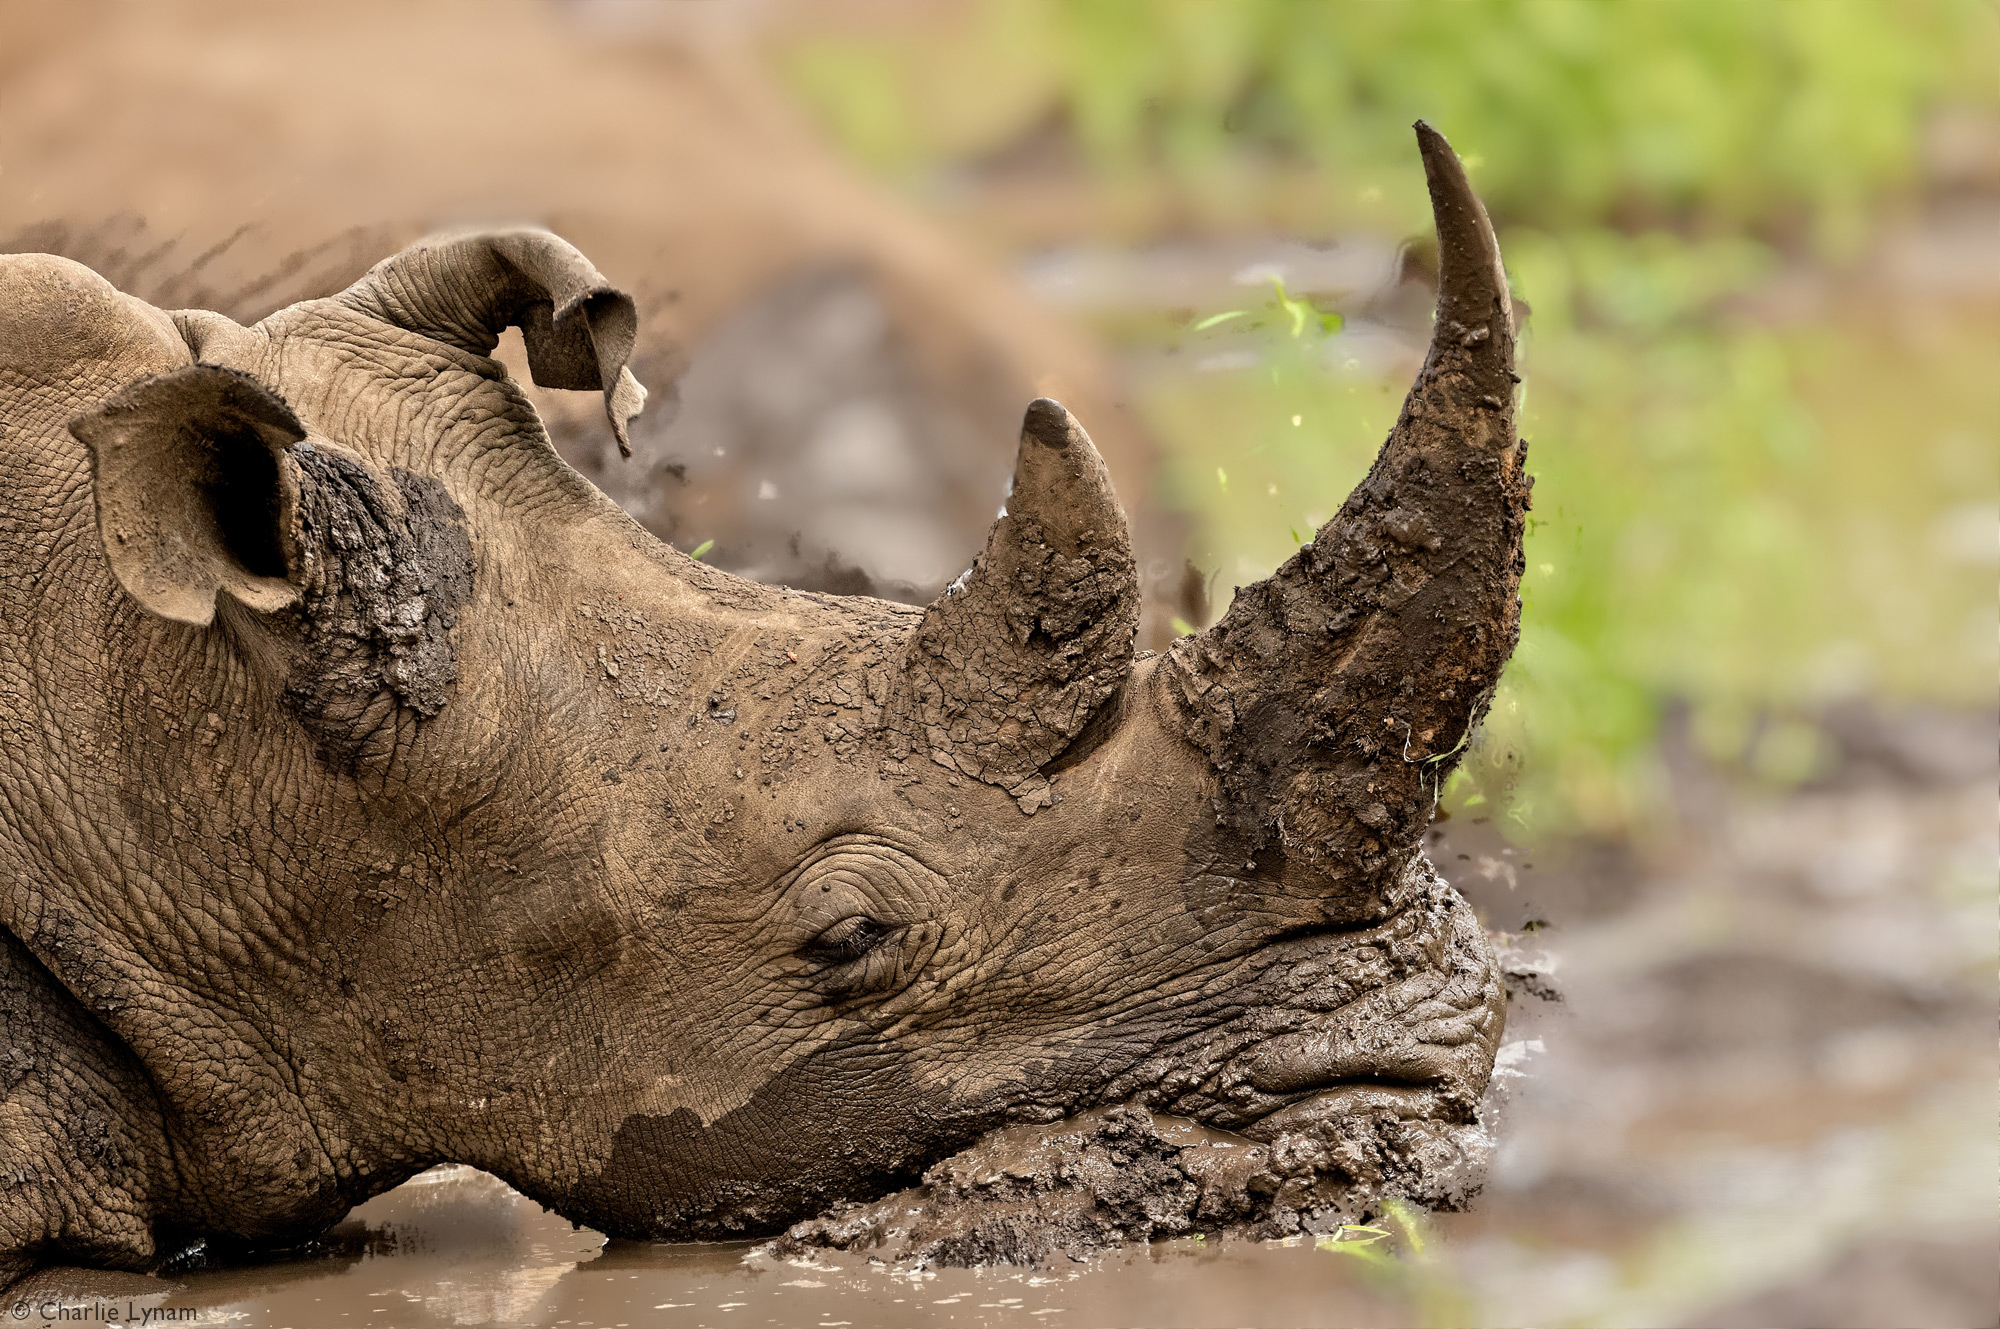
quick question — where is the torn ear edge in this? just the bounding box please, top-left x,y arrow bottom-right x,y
335,228 -> 652,457
506,249 -> 648,457
70,365 -> 307,627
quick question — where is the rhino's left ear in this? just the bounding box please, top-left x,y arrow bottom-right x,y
334,227 -> 649,456
71,365 -> 305,627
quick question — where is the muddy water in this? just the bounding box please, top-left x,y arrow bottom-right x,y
17,752 -> 1996,1328
92,1163 -> 1409,1327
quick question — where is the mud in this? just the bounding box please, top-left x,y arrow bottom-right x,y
284,450 -> 476,761
769,1101 -> 1486,1268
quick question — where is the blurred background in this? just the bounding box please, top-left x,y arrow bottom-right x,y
3,1 -> 1993,1325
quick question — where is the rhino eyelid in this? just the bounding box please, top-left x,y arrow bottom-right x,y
800,914 -> 896,965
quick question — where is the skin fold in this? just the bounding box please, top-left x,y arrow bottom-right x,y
0,125 -> 1522,1281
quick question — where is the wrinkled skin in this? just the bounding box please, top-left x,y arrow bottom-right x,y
0,126 -> 1522,1282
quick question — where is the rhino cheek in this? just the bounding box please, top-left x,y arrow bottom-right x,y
564,1036 -> 996,1240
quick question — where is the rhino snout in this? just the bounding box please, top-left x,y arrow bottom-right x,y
1098,865 -> 1504,1137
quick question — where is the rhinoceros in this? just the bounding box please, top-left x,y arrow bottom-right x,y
0,124 -> 1524,1282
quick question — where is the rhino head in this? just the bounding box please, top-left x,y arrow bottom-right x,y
0,124 -> 1522,1271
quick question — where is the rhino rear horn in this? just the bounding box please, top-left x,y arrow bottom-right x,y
896,399 -> 1140,814
335,227 -> 649,455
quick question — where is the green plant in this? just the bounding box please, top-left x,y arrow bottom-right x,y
1318,1200 -> 1470,1327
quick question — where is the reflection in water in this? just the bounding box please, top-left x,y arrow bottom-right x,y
159,1167 -> 609,1327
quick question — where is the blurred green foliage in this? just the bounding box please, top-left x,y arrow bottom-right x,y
780,0 -> 1992,249
775,1 -> 1999,837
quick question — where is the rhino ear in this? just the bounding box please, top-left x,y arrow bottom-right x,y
71,365 -> 306,627
334,227 -> 649,456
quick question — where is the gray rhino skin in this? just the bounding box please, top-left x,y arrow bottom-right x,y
0,125 -> 1525,1281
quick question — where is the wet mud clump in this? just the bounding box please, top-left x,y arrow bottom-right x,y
767,1103 -> 1487,1268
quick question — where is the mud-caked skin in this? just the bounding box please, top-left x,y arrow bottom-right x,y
0,125 -> 1521,1281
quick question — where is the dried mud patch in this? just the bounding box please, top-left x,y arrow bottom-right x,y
766,1099 -> 1489,1268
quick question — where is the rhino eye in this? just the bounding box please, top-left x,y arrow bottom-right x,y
779,838 -> 936,1000
801,915 -> 894,966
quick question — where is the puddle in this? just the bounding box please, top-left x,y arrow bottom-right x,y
58,1165 -> 1404,1328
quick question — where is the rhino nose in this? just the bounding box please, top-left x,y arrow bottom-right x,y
1232,966 -> 1498,1099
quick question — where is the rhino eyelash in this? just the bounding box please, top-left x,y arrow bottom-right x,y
800,915 -> 895,966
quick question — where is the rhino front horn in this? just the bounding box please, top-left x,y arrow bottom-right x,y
894,398 -> 1140,814
1166,121 -> 1532,907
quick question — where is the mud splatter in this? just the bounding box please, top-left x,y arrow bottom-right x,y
767,1101 -> 1488,1268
